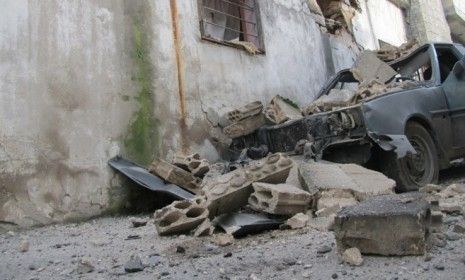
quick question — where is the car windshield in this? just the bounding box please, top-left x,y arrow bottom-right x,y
391,47 -> 433,82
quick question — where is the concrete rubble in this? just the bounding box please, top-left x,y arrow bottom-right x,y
202,153 -> 294,217
222,101 -> 266,138
173,153 -> 210,177
350,51 -> 398,86
334,193 -> 432,256
149,158 -> 202,194
375,40 -> 418,62
248,183 -> 312,215
285,213 -> 310,229
153,198 -> 209,236
264,95 -> 303,124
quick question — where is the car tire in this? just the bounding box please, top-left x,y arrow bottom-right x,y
380,122 -> 439,192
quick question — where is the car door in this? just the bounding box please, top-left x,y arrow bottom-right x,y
442,56 -> 465,154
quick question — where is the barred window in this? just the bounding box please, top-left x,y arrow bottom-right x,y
198,0 -> 264,52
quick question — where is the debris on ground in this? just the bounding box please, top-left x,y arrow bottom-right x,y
342,247 -> 363,266
285,213 -> 310,229
213,233 -> 235,247
149,158 -> 203,194
154,198 -> 208,236
76,258 -> 95,274
264,95 -> 303,124
375,40 -> 418,62
19,239 -> 29,252
334,193 -> 433,256
130,217 -> 148,228
249,183 -> 312,215
124,255 -> 144,273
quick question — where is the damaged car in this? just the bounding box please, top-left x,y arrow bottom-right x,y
229,43 -> 465,191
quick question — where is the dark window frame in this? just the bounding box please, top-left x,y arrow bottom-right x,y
197,0 -> 266,54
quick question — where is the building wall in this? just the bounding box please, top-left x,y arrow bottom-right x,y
409,0 -> 452,44
442,0 -> 465,43
0,1 -> 153,226
0,0 -> 416,227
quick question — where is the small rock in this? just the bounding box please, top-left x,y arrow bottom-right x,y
194,219 -> 214,237
302,271 -> 311,278
317,245 -> 332,254
285,213 -> 310,229
453,224 -> 465,234
446,231 -> 461,241
424,253 -> 432,262
214,234 -> 234,247
161,271 -> 170,276
76,259 -> 95,274
124,255 -> 144,273
342,248 -> 363,266
283,257 -> 297,266
332,273 -> 338,279
249,273 -> 260,280
433,263 -> 445,271
28,264 -> 36,271
224,252 -> 232,258
130,217 -> 148,228
204,243 -> 219,252
19,239 -> 29,252
176,246 -> 186,254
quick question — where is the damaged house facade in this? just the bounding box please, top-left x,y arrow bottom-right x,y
1,0 -> 464,227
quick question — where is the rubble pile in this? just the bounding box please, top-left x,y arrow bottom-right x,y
375,40 -> 418,62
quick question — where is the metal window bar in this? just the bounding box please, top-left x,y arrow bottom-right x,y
203,6 -> 257,26
216,0 -> 255,11
202,20 -> 260,38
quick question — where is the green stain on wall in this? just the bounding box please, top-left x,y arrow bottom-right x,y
124,19 -> 159,165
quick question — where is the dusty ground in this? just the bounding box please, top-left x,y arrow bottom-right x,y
1,165 -> 465,280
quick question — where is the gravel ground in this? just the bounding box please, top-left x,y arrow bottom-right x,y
1,166 -> 465,280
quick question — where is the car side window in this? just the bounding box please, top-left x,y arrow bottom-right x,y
392,47 -> 433,83
436,47 -> 461,84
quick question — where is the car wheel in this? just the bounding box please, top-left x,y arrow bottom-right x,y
380,122 -> 439,192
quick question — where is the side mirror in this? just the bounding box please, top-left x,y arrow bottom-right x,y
453,58 -> 465,78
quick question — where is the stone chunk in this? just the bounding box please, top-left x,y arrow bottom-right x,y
172,153 -> 210,177
224,101 -> 263,124
298,162 -> 395,201
350,51 -> 398,86
203,153 -> 294,217
154,198 -> 208,236
19,239 -> 29,252
264,95 -> 302,124
194,219 -> 214,237
303,89 -> 357,115
285,213 -> 310,229
223,114 -> 266,138
124,255 -> 144,273
249,183 -> 312,215
149,158 -> 202,194
214,234 -> 234,247
342,248 -> 363,266
334,193 -> 431,256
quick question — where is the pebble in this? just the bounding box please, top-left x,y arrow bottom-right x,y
433,263 -> 445,271
224,252 -> 233,258
176,246 -> 186,254
317,245 -> 332,254
19,239 -> 29,252
76,259 -> 95,274
124,255 -> 144,273
130,217 -> 148,228
332,273 -> 338,279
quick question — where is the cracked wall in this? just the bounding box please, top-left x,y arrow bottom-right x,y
0,1 -> 151,227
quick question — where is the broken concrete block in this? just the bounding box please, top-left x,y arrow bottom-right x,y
223,114 -> 266,138
351,51 -> 398,86
203,169 -> 251,217
285,213 -> 310,229
334,193 -> 431,256
439,203 -> 463,215
285,164 -> 302,189
224,101 -> 263,124
172,153 -> 210,177
194,219 -> 214,237
203,153 -> 294,217
306,0 -> 323,15
438,184 -> 465,198
303,89 -> 357,115
307,215 -> 335,232
317,189 -> 358,217
246,153 -> 294,184
248,183 -> 311,215
154,199 -> 208,236
298,162 -> 395,202
342,247 -> 363,266
213,234 -> 234,247
264,95 -> 302,124
202,162 -> 228,186
149,159 -> 202,194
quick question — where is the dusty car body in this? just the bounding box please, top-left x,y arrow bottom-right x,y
231,43 -> 465,191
